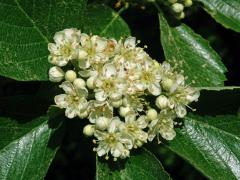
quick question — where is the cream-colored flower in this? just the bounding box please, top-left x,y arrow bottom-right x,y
122,95 -> 145,112
78,34 -> 117,69
148,110 -> 176,141
120,114 -> 148,148
94,63 -> 126,101
135,60 -> 162,95
48,28 -> 81,66
94,118 -> 132,160
89,101 -> 113,126
54,81 -> 88,118
168,86 -> 200,117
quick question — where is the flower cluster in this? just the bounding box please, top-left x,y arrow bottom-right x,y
167,0 -> 193,19
48,28 -> 200,161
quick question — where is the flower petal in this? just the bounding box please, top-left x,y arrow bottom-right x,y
95,90 -> 107,102
65,107 -> 77,119
59,81 -> 76,95
54,94 -> 68,108
148,83 -> 161,96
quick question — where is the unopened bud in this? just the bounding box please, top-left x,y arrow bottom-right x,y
65,70 -> 77,82
49,66 -> 64,82
73,78 -> 86,89
83,124 -> 95,137
184,0 -> 193,7
111,99 -> 123,108
78,111 -> 89,119
162,78 -> 174,91
86,76 -> 95,89
176,12 -> 185,20
119,106 -> 131,117
147,108 -> 158,120
156,95 -> 169,109
172,3 -> 184,13
95,117 -> 110,130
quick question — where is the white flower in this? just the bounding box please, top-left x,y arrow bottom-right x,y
94,118 -> 132,160
168,86 -> 200,117
148,110 -> 176,141
78,34 -> 110,69
120,114 -> 148,148
94,63 -> 126,101
54,81 -> 88,119
49,66 -> 64,82
89,101 -> 113,124
122,95 -> 144,112
48,28 -> 81,66
136,61 -> 162,95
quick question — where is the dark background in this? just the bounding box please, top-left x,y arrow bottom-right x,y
0,1 -> 240,179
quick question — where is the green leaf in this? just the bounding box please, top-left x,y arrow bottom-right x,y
83,4 -> 131,39
159,13 -> 227,87
166,114 -> 240,179
0,1 -> 131,81
0,110 -> 64,179
196,0 -> 240,33
96,148 -> 171,180
0,0 -> 87,81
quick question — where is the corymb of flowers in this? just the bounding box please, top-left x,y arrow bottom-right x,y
48,28 -> 200,161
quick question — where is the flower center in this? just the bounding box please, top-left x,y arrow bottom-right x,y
141,71 -> 154,83
61,44 -> 73,57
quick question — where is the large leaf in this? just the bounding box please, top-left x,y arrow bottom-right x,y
159,13 -> 227,87
166,114 -> 240,179
196,0 -> 240,33
0,1 -> 130,81
83,4 -> 130,39
0,108 -> 64,179
96,148 -> 171,180
0,0 -> 87,81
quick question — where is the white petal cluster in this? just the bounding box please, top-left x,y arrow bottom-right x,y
48,28 -> 200,161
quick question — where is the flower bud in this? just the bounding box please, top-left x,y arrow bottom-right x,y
176,12 -> 185,20
162,78 -> 174,91
65,70 -> 77,82
135,140 -> 144,147
73,78 -> 86,89
83,124 -> 95,137
49,66 -> 64,82
156,95 -> 169,109
172,3 -> 184,13
122,97 -> 129,107
86,76 -> 95,89
78,111 -> 89,119
95,117 -> 110,130
184,0 -> 193,7
111,99 -> 123,108
147,108 -> 158,121
119,106 -> 131,117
